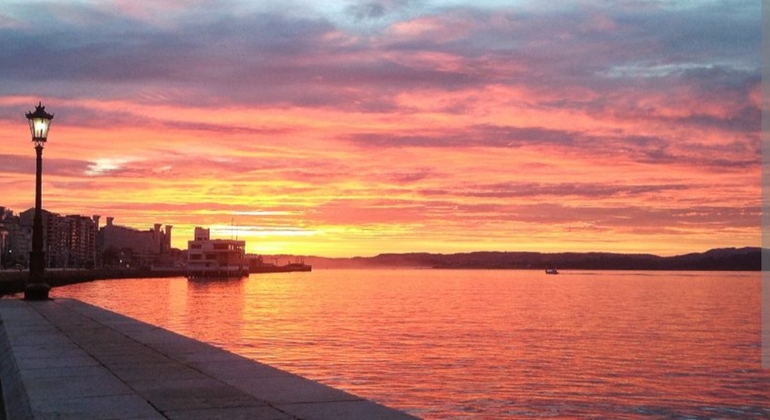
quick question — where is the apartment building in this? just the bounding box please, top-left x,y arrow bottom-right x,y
98,217 -> 172,268
1,205 -> 174,269
18,208 -> 100,269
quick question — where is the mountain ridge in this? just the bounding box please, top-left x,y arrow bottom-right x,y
266,247 -> 762,271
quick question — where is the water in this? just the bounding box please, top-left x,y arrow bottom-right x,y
53,269 -> 769,419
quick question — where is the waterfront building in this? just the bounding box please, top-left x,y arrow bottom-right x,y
187,227 -> 247,277
0,206 -> 174,269
98,217 -> 172,268
62,214 -> 99,268
18,208 -> 99,269
0,207 -> 10,268
20,208 -> 61,268
1,210 -> 28,269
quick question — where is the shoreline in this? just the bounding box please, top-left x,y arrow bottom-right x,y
1,264 -> 760,296
0,269 -> 186,296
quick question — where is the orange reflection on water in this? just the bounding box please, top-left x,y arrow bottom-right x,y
55,270 -> 769,419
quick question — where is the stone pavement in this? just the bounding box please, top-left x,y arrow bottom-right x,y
0,298 -> 420,420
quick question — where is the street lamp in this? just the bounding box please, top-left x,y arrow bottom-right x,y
25,102 -> 53,300
0,229 -> 7,268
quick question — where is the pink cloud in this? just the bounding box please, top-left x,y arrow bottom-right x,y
0,1 -> 759,256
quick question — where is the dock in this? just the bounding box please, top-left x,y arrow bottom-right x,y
0,298 -> 419,419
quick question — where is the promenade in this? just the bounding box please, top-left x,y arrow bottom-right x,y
0,298 -> 419,419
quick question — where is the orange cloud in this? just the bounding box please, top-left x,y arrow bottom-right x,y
0,1 -> 759,257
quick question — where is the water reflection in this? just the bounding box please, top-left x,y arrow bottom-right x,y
54,270 -> 770,419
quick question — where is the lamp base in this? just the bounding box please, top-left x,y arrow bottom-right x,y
24,283 -> 51,300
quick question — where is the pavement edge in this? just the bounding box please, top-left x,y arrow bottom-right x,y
0,304 -> 34,420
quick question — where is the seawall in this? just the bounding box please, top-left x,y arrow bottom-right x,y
0,269 -> 186,296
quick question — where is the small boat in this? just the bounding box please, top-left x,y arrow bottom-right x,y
545,268 -> 559,275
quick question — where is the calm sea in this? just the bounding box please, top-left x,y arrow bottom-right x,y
54,269 -> 769,419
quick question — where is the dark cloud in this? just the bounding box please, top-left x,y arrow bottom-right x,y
347,125 -> 579,148
648,2 -> 759,62
450,201 -> 759,232
0,154 -> 90,177
0,0 -> 759,119
0,0 -> 760,203
346,123 -> 759,171
346,0 -> 421,21
347,2 -> 388,20
385,170 -> 432,184
165,121 -> 296,136
419,182 -> 693,200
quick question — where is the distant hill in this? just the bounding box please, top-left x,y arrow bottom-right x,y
275,247 -> 763,271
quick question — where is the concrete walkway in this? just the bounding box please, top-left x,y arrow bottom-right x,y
0,298 -> 419,420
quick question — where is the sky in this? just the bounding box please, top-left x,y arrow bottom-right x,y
0,0 -> 761,257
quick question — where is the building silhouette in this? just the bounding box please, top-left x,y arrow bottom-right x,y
0,207 -> 26,269
1,205 -> 175,270
186,227 -> 247,277
98,217 -> 172,268
18,208 -> 99,269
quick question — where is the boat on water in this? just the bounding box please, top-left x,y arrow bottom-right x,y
186,227 -> 248,278
545,268 -> 559,275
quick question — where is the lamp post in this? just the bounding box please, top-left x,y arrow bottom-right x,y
0,229 -> 7,268
25,102 -> 53,300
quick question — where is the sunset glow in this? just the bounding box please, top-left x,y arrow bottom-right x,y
0,0 -> 760,257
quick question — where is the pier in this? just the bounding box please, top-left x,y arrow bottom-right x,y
0,298 -> 418,419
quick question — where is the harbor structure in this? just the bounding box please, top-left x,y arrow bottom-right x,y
187,227 -> 248,278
